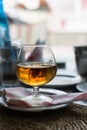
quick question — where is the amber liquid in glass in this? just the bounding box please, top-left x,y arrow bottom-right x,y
16,62 -> 57,86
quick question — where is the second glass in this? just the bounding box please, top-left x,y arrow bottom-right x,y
0,40 -> 21,87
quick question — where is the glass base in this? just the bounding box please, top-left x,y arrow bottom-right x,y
23,94 -> 53,107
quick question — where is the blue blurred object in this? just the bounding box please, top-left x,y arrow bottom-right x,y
0,0 -> 11,47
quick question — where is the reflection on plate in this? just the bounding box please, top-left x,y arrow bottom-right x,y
76,82 -> 87,92
45,75 -> 83,88
0,88 -> 68,112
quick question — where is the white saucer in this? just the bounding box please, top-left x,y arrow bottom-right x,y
76,82 -> 87,92
45,75 -> 83,88
0,88 -> 68,112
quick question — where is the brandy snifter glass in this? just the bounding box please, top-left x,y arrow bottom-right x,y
16,44 -> 57,107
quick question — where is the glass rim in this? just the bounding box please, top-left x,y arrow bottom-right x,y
74,45 -> 87,48
20,44 -> 52,47
0,46 -> 18,50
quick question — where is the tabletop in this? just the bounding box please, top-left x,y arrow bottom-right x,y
0,103 -> 87,130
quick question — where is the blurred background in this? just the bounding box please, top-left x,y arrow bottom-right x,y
3,0 -> 87,75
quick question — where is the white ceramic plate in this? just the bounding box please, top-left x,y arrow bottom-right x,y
45,75 -> 83,88
76,82 -> 87,106
0,88 -> 68,112
76,82 -> 87,92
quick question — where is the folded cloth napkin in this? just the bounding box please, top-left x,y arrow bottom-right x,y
1,87 -> 87,107
3,87 -> 33,107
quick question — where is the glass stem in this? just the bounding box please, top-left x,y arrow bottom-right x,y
33,86 -> 39,97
